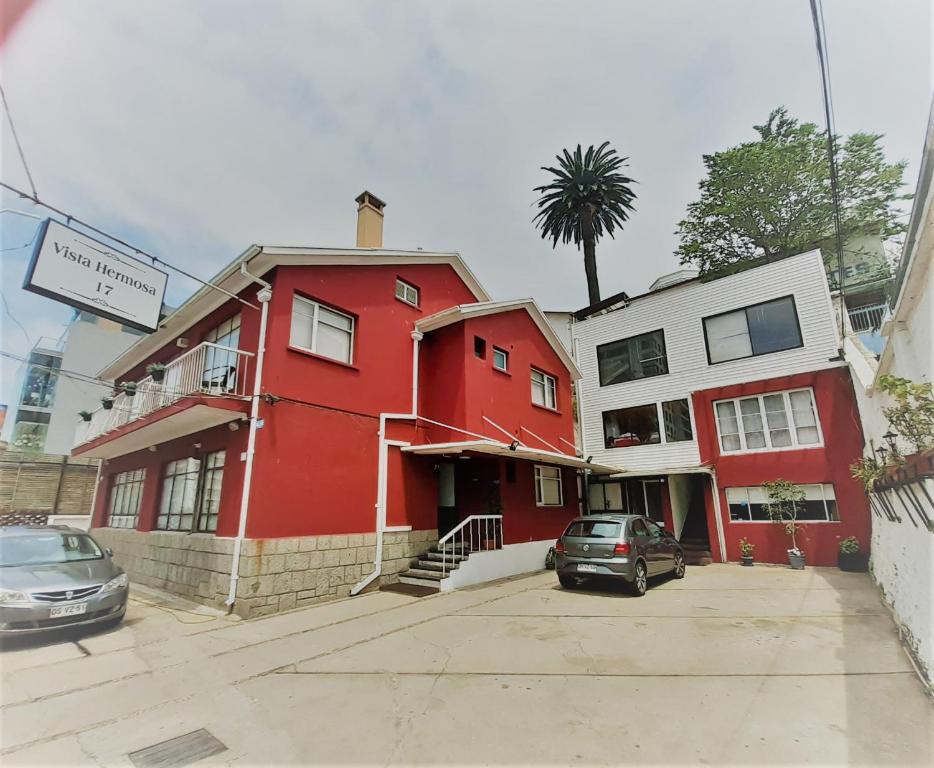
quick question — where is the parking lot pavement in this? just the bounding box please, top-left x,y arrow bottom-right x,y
2,565 -> 931,766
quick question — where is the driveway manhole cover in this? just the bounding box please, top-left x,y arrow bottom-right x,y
128,728 -> 227,768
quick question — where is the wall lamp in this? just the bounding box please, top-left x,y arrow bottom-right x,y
508,440 -> 520,451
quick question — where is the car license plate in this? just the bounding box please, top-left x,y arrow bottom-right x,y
577,564 -> 598,573
49,603 -> 87,618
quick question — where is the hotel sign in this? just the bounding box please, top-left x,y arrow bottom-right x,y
23,219 -> 168,333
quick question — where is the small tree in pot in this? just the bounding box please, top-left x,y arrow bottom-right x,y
838,537 -> 869,572
146,363 -> 167,383
739,537 -> 755,566
120,381 -> 137,397
765,479 -> 806,569
78,410 -> 93,422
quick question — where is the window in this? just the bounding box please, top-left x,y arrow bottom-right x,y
492,347 -> 508,372
602,403 -> 660,449
290,295 -> 355,364
531,368 -> 557,410
535,465 -> 563,506
107,469 -> 146,529
662,399 -> 693,442
588,481 -> 624,512
726,484 -> 838,522
630,518 -> 649,537
395,278 -> 419,307
474,336 -> 487,359
597,330 -> 668,386
564,519 -> 620,538
703,296 -> 802,364
714,388 -> 821,453
157,451 -> 226,533
203,314 -> 241,391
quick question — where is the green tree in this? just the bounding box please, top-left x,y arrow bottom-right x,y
533,142 -> 637,305
677,107 -> 909,274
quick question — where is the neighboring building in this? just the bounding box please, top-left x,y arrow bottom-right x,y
845,104 -> 934,682
72,192 -> 612,617
572,249 -> 872,567
8,314 -> 144,455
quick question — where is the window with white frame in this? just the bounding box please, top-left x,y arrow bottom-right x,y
202,313 -> 241,391
703,296 -> 802,364
531,368 -> 557,409
714,388 -> 821,453
602,398 -> 693,449
535,465 -> 563,506
107,469 -> 146,529
726,483 -> 838,522
395,278 -> 420,307
157,451 -> 226,533
597,329 -> 668,386
289,295 -> 355,364
493,347 -> 509,372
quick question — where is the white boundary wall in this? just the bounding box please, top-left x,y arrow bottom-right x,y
442,540 -> 552,591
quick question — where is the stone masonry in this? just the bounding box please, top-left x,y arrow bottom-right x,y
91,527 -> 437,618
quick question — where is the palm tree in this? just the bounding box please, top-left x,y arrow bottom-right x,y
533,142 -> 637,305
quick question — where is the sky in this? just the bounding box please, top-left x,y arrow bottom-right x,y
0,0 -> 931,440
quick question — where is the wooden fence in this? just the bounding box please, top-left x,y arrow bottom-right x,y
0,449 -> 99,524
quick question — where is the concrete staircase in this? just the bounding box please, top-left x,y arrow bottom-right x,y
679,536 -> 713,566
398,543 -> 472,591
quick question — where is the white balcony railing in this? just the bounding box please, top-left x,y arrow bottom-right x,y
847,303 -> 889,333
436,515 -> 503,577
74,342 -> 254,447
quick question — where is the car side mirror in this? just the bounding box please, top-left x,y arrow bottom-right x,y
105,547 -> 114,557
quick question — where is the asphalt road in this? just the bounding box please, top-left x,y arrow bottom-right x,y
1,565 -> 931,766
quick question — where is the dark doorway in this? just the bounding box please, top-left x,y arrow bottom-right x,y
437,456 -> 502,537
680,475 -> 711,543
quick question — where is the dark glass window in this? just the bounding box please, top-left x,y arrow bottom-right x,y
602,404 -> 660,449
704,296 -> 802,364
597,330 -> 668,386
662,399 -> 693,442
474,336 -> 486,359
564,520 -> 621,538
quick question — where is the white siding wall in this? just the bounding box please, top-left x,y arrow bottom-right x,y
574,250 -> 842,472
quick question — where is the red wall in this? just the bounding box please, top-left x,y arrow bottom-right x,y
692,367 -> 870,566
500,461 -> 579,544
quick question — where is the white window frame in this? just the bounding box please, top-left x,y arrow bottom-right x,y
395,278 -> 420,307
492,347 -> 509,372
534,465 -> 564,506
601,397 -> 697,449
713,387 -> 823,454
726,483 -> 839,523
531,368 -> 557,410
107,469 -> 146,529
289,295 -> 355,364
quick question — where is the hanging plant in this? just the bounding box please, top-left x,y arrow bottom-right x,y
101,396 -> 114,410
78,410 -> 93,422
850,455 -> 887,493
146,363 -> 167,383
121,381 -> 138,397
877,375 -> 934,454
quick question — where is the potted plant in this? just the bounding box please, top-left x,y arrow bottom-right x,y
121,381 -> 138,397
146,362 -> 167,383
739,537 -> 755,566
78,410 -> 93,422
101,396 -> 114,410
765,479 -> 806,569
838,537 -> 869,572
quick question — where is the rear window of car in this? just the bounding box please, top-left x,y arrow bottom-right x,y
563,520 -> 622,539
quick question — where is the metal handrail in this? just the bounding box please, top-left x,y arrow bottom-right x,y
73,341 -> 254,447
847,303 -> 889,333
437,514 -> 503,576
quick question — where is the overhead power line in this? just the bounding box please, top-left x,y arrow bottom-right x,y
0,82 -> 38,198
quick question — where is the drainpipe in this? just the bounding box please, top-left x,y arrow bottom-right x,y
703,467 -> 728,563
225,264 -> 272,610
350,330 -> 422,595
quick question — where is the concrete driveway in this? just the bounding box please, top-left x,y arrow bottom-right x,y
1,565 -> 931,766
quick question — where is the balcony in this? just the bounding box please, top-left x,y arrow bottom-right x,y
847,303 -> 889,333
73,342 -> 254,458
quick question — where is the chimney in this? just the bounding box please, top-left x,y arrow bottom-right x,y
355,190 -> 385,248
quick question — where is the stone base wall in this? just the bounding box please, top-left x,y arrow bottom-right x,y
91,527 -> 437,619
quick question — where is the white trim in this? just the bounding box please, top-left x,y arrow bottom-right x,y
400,439 -> 618,474
724,482 -> 839,523
395,278 -> 420,307
289,295 -> 355,364
534,464 -> 564,506
601,397 -> 695,449
384,524 -> 412,532
531,368 -> 558,410
492,346 -> 509,372
713,387 -> 823,455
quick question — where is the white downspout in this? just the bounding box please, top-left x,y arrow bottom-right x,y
225,264 -> 272,609
351,330 -> 422,595
705,468 -> 728,563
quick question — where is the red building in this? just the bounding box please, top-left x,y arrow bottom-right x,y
572,251 -> 872,568
75,193 -> 612,616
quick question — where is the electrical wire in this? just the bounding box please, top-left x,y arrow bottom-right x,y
1,293 -> 32,347
0,82 -> 38,199
0,181 -> 259,312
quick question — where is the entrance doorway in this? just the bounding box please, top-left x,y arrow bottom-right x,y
436,456 -> 502,537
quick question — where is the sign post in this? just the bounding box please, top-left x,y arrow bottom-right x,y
22,219 -> 168,333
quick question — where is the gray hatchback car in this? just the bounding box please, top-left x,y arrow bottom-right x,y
555,515 -> 685,596
0,526 -> 129,636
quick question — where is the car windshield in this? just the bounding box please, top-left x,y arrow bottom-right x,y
564,520 -> 622,539
0,532 -> 103,568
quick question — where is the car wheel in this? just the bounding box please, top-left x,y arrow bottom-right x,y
629,561 -> 647,597
673,551 -> 686,579
558,574 -> 578,589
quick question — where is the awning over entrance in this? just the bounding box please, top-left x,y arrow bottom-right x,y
400,440 -> 619,474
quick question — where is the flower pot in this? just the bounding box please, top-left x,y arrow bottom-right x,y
149,369 -> 165,383
123,388 -> 136,398
838,551 -> 869,572
788,551 -> 806,570
101,399 -> 114,411
79,413 -> 92,422
741,555 -> 754,567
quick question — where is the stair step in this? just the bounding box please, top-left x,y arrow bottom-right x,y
422,551 -> 468,563
401,568 -> 446,581
411,559 -> 458,573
